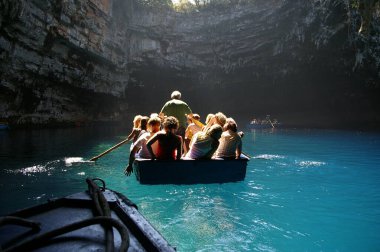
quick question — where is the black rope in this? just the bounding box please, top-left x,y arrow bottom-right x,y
86,177 -> 114,252
0,216 -> 40,231
87,178 -> 105,215
92,177 -> 106,191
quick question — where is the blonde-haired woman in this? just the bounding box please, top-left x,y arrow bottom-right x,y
126,115 -> 143,144
185,124 -> 223,160
214,118 -> 242,159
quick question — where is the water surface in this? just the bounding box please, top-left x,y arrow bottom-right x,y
1,127 -> 379,251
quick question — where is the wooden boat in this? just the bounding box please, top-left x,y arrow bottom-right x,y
246,123 -> 274,129
133,155 -> 249,185
247,115 -> 280,129
0,178 -> 175,252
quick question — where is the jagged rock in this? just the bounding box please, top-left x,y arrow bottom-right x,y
0,0 -> 379,128
0,0 -> 129,126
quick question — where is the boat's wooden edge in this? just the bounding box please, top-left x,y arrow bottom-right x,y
113,191 -> 175,251
135,153 -> 250,163
133,154 -> 249,185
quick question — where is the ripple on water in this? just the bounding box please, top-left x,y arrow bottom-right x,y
297,160 -> 326,167
1,129 -> 380,251
15,165 -> 50,175
7,160 -> 60,175
254,154 -> 286,160
6,157 -> 92,176
64,157 -> 93,166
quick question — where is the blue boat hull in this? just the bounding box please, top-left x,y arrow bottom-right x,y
133,156 -> 249,185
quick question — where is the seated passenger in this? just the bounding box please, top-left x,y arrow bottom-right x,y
185,124 -> 223,160
211,112 -> 227,128
190,112 -> 226,133
146,116 -> 182,160
184,113 -> 201,153
150,113 -> 159,118
129,116 -> 149,151
126,115 -> 142,144
125,117 -> 161,176
214,118 -> 242,159
205,113 -> 215,125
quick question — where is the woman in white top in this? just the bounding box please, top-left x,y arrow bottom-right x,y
125,117 -> 161,175
185,124 -> 223,159
214,118 -> 242,159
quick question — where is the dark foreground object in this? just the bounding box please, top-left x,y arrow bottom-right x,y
0,123 -> 9,130
0,178 -> 175,252
134,155 -> 250,185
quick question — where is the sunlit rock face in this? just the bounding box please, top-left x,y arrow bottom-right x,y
0,0 -> 379,127
0,0 -> 129,125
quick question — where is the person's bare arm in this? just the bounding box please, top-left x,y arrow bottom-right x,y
146,133 -> 160,160
187,114 -> 205,129
126,128 -> 138,141
124,145 -> 140,176
189,133 -> 197,149
176,136 -> 183,160
236,139 -> 242,159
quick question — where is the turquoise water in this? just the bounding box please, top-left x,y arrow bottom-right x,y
1,127 -> 380,251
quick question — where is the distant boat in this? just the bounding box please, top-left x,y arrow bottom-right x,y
133,154 -> 250,185
247,115 -> 280,129
246,122 -> 274,129
0,178 -> 175,252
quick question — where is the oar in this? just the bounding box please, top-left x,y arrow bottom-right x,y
242,151 -> 252,159
90,138 -> 130,161
187,115 -> 205,129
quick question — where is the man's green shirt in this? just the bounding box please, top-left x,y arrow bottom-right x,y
160,99 -> 192,128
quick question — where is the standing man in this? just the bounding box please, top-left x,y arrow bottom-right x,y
160,90 -> 192,138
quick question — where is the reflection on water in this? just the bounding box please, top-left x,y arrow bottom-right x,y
1,127 -> 380,251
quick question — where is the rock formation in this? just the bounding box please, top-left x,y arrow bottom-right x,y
0,0 -> 129,126
0,0 -> 379,128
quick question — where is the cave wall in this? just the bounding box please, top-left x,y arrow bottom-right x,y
0,0 -> 379,128
125,0 -> 380,128
0,0 -> 129,125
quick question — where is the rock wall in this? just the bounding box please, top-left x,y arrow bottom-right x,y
0,0 -> 379,128
125,0 -> 380,128
0,0 -> 129,125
